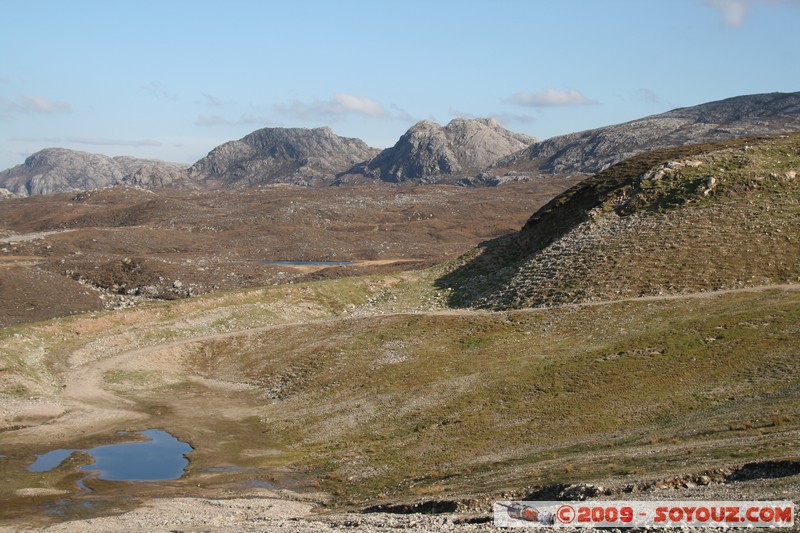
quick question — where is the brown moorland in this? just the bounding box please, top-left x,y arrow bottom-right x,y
0,178 -> 580,326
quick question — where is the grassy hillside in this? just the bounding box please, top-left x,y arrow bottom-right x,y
183,287 -> 800,502
438,133 -> 800,309
2,271 -> 797,517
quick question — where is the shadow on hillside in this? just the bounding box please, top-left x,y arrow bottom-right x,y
434,233 -> 528,309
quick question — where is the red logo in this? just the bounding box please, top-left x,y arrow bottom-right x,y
557,504 -> 576,524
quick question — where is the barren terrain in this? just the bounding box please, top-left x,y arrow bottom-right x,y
0,179 -> 579,326
1,141 -> 799,531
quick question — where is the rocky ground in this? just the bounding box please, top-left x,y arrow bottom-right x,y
0,178 -> 580,326
10,471 -> 796,532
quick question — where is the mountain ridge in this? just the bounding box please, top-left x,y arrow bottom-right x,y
0,148 -> 191,197
492,91 -> 800,177
3,91 -> 800,196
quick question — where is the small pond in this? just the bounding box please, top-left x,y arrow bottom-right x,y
254,260 -> 354,266
28,429 -> 192,481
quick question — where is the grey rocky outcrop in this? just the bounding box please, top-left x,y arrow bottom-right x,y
5,92 -> 799,196
0,148 -> 190,197
344,118 -> 537,184
189,126 -> 380,187
494,91 -> 800,175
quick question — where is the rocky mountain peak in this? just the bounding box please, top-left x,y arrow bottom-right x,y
189,126 -> 379,187
343,118 -> 537,184
0,148 -> 189,197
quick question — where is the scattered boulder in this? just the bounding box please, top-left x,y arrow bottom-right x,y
703,176 -> 718,196
557,483 -> 610,500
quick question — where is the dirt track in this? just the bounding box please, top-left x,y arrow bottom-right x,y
10,282 -> 800,446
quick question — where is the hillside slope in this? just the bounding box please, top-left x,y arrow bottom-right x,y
493,91 -> 800,177
2,262 -> 798,526
439,133 -> 800,308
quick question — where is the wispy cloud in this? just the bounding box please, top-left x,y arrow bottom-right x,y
490,112 -> 536,125
9,136 -> 64,143
141,81 -> 178,101
390,103 -> 415,123
10,135 -> 161,147
448,107 -> 477,120
275,92 -> 389,120
706,0 -> 748,26
636,88 -> 661,104
201,92 -> 223,107
66,136 -> 162,147
449,107 -> 535,125
195,115 -> 227,127
705,0 -> 800,27
507,88 -> 596,107
194,114 -> 273,127
194,93 -> 409,128
0,94 -> 72,115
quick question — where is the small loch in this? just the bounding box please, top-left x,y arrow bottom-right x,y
29,429 -> 192,481
254,260 -> 354,266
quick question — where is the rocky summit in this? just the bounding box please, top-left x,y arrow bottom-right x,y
341,118 -> 536,184
189,126 -> 379,187
0,148 -> 190,197
493,91 -> 800,176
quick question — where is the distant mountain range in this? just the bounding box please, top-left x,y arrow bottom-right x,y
490,91 -> 800,177
2,91 -> 799,197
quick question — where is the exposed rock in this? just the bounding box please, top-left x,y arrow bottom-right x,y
703,175 -> 718,196
494,91 -> 800,176
0,148 -> 190,197
189,126 -> 379,187
0,187 -> 22,199
121,161 -> 194,189
343,118 -> 536,184
557,483 -> 610,500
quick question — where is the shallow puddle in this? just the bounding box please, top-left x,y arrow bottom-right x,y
255,260 -> 354,266
28,429 -> 192,481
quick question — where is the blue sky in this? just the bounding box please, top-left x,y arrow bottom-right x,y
1,0 -> 799,170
